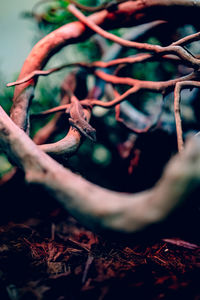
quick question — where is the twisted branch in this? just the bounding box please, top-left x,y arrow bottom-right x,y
68,4 -> 200,68
10,0 -> 200,131
1,105 -> 200,233
4,0 -> 200,233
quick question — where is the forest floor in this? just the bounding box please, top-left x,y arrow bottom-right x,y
0,173 -> 199,300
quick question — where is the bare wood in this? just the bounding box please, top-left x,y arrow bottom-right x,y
174,81 -> 200,152
33,71 -> 90,157
4,0 -> 200,232
7,53 -> 187,89
10,0 -> 200,131
0,106 -> 200,233
68,4 -> 200,68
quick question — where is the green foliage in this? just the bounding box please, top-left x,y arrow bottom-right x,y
0,83 -> 14,114
0,154 -> 13,179
0,81 -> 15,178
35,0 -> 104,30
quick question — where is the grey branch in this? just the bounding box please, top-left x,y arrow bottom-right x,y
0,106 -> 200,233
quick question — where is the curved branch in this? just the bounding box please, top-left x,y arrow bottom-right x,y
94,70 -> 196,94
7,20 -> 167,90
6,0 -> 200,221
39,125 -> 82,157
173,31 -> 200,47
29,65 -> 92,157
32,70 -> 198,116
174,80 -> 200,152
7,53 -> 186,88
10,0 -> 200,131
38,106 -> 92,157
0,106 -> 200,233
33,71 -> 85,156
68,4 -> 200,68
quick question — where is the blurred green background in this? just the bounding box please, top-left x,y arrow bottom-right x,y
0,0 -> 37,176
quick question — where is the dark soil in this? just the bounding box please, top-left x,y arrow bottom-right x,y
0,173 -> 199,300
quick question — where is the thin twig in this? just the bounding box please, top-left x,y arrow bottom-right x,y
7,53 -> 185,88
174,80 -> 200,152
33,70 -> 197,117
172,31 -> 200,47
68,4 -> 200,68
